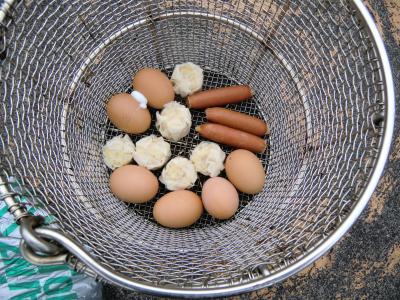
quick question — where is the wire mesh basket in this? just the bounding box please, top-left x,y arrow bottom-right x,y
0,0 -> 394,297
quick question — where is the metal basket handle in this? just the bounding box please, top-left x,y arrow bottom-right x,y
0,175 -> 106,282
0,175 -> 79,262
0,174 -> 235,297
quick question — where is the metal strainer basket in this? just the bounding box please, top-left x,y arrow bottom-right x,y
0,0 -> 394,297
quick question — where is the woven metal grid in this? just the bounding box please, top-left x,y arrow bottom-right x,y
0,0 -> 385,288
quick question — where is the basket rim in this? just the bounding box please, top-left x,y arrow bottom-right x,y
0,0 -> 394,297
101,0 -> 394,296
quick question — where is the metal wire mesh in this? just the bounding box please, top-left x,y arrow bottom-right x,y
0,0 -> 387,289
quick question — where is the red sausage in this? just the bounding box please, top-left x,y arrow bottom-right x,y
205,107 -> 268,136
187,85 -> 252,109
195,123 -> 267,153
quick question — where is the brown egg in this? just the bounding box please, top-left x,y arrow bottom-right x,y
132,68 -> 174,109
225,149 -> 265,194
202,177 -> 239,220
153,190 -> 203,228
106,93 -> 151,134
109,165 -> 158,203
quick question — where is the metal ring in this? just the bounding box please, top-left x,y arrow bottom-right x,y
20,216 -> 63,255
68,256 -> 98,278
0,0 -> 16,24
20,240 -> 68,266
0,191 -> 18,200
7,203 -> 29,223
21,228 -> 98,278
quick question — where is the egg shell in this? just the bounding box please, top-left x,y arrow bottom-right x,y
225,149 -> 265,194
153,190 -> 203,228
132,68 -> 175,109
109,165 -> 158,203
202,177 -> 239,220
106,93 -> 151,134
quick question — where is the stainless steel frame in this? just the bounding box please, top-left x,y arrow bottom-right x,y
0,0 -> 394,297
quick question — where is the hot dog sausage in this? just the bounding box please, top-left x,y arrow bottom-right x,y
195,123 -> 267,153
187,85 -> 252,109
205,108 -> 268,136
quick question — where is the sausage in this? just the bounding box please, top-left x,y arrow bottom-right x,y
205,108 -> 268,136
195,123 -> 267,153
187,85 -> 252,109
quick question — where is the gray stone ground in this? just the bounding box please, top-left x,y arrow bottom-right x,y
103,0 -> 400,299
